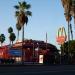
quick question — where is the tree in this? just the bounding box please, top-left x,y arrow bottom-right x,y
8,27 -> 13,45
9,32 -> 16,45
0,34 -> 5,46
61,40 -> 75,55
16,23 -> 21,41
8,27 -> 13,34
70,23 -> 73,40
61,40 -> 75,64
14,1 -> 32,42
8,27 -> 16,45
14,1 -> 32,63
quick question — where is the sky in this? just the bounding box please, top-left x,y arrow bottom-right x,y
0,0 -> 75,49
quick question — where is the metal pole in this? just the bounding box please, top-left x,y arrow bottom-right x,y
46,32 -> 47,50
33,43 -> 35,63
37,43 -> 39,61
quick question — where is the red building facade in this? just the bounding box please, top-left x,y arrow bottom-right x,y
0,39 -> 58,63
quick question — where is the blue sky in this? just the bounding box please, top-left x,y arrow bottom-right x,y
0,0 -> 74,49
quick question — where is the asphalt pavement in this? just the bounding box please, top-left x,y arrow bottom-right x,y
0,64 -> 75,75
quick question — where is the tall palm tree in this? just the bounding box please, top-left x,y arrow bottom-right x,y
16,23 -> 21,41
0,34 -> 5,46
14,1 -> 32,41
14,1 -> 32,63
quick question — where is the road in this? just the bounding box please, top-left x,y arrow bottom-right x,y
0,65 -> 75,75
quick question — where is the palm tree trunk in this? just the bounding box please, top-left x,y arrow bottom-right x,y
22,25 -> 24,64
70,24 -> 73,40
17,30 -> 19,41
12,41 -> 13,45
1,43 -> 2,47
10,40 -> 11,46
68,20 -> 70,64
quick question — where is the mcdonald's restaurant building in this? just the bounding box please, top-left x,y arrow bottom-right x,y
0,39 -> 58,63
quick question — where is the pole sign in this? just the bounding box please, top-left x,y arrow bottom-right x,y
56,27 -> 67,45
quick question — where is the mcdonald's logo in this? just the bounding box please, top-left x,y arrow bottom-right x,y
56,27 -> 67,45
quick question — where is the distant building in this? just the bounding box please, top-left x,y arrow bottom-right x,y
0,39 -> 59,63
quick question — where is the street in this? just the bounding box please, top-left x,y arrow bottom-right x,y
0,65 -> 75,75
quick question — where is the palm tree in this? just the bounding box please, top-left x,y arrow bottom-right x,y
14,1 -> 32,63
9,32 -> 16,45
14,1 -> 32,41
8,27 -> 13,34
14,1 -> 31,23
63,0 -> 72,63
70,23 -> 73,40
0,34 -> 5,46
16,23 -> 21,41
8,27 -> 13,45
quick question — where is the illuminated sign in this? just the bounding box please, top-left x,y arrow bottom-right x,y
39,55 -> 43,64
56,27 -> 67,45
8,49 -> 22,56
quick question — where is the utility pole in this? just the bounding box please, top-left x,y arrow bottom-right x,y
46,32 -> 47,50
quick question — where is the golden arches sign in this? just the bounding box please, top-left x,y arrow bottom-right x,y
56,27 -> 67,45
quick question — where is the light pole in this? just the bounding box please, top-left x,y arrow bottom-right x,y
37,43 -> 39,59
33,42 -> 35,63
46,32 -> 47,50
